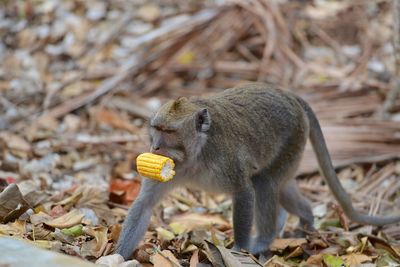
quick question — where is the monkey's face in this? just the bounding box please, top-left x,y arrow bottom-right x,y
148,98 -> 211,165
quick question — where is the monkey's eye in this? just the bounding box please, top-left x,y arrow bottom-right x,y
152,125 -> 176,134
163,129 -> 176,134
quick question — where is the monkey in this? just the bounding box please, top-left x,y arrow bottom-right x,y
115,82 -> 400,260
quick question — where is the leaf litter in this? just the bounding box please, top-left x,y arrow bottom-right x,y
0,0 -> 399,266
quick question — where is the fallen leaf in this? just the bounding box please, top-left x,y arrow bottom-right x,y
95,108 -> 138,133
285,246 -> 304,259
156,227 -> 175,241
0,184 -> 30,223
81,226 -> 108,258
319,218 -> 342,230
109,179 -> 141,205
360,234 -> 400,261
110,224 -> 122,243
30,211 -> 53,225
49,205 -> 66,218
189,249 -> 199,267
183,244 -> 198,254
270,238 -> 307,252
342,253 -> 372,266
76,186 -> 115,225
54,190 -> 83,206
45,210 -> 84,229
137,4 -> 161,23
264,255 -> 293,267
152,250 -> 181,267
0,132 -> 31,152
204,241 -> 262,267
170,213 -> 230,232
323,254 -> 346,267
169,222 -> 186,235
375,253 -> 400,267
0,220 -> 26,236
61,224 -> 83,237
305,254 -> 324,265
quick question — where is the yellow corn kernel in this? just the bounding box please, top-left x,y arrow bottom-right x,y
136,153 -> 175,182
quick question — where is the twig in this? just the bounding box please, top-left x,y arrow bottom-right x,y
40,9 -> 220,119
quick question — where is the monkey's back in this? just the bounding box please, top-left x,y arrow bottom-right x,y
191,83 -> 309,190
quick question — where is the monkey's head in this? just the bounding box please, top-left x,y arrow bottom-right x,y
148,97 -> 211,164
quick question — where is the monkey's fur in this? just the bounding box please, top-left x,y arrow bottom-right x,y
116,83 -> 400,259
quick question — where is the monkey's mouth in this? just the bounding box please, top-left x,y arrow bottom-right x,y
154,150 -> 184,164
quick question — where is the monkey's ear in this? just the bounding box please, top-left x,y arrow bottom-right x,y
196,108 -> 211,132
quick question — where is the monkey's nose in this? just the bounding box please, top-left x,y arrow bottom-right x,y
150,146 -> 160,153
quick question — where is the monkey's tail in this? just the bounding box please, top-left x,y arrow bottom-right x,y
297,97 -> 400,226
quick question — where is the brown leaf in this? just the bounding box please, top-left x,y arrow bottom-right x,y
305,254 -> 324,266
284,246 -> 304,259
189,249 -> 199,267
360,234 -> 400,261
95,108 -> 138,133
49,205 -> 67,218
137,4 -> 161,23
81,226 -> 109,258
0,132 -> 31,152
109,179 -> 141,205
0,184 -> 30,223
30,211 -> 53,225
152,250 -> 181,267
342,253 -> 372,266
45,210 -> 84,229
170,213 -> 230,232
204,241 -> 262,267
0,220 -> 26,236
270,238 -> 307,252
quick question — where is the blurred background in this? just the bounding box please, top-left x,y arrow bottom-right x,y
0,0 -> 399,266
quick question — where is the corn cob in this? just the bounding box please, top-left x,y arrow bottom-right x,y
136,153 -> 176,182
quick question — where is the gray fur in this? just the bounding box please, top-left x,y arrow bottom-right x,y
116,83 -> 400,259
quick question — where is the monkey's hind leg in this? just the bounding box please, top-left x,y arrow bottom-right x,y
249,172 -> 280,255
279,179 -> 315,234
232,187 -> 255,251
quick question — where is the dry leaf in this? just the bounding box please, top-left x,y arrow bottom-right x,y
156,227 -> 175,241
306,254 -> 324,265
109,179 -> 141,205
189,249 -> 199,267
169,222 -> 186,235
30,211 -> 53,225
170,213 -> 230,231
0,184 -> 30,223
81,226 -> 108,258
151,250 -> 181,267
342,253 -> 372,266
0,220 -> 26,236
204,241 -> 262,267
95,108 -> 138,133
270,238 -> 307,252
137,4 -> 161,23
45,210 -> 84,229
0,132 -> 31,152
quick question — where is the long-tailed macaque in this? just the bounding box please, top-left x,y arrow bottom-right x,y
116,83 -> 400,260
